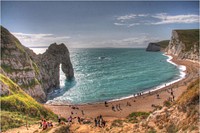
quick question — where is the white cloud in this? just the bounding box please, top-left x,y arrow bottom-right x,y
152,13 -> 199,24
114,13 -> 199,27
12,32 -> 71,47
116,14 -> 137,21
114,22 -> 126,26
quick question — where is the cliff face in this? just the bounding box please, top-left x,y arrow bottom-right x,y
1,26 -> 74,102
166,29 -> 199,62
146,40 -> 170,52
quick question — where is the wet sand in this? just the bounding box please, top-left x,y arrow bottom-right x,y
44,55 -> 199,120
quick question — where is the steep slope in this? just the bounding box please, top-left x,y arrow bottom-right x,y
131,78 -> 199,133
166,29 -> 199,61
1,26 -> 74,102
0,69 -> 57,131
1,26 -> 46,102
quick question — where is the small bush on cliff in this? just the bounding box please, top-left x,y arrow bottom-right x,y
127,112 -> 150,123
163,100 -> 171,107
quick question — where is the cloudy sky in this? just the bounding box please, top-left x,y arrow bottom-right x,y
1,1 -> 199,48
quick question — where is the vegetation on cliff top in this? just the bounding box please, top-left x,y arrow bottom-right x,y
175,29 -> 199,52
156,40 -> 170,49
0,74 -> 57,131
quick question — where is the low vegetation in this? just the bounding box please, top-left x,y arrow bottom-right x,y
111,119 -> 124,127
157,40 -> 170,49
0,74 -> 57,131
127,112 -> 150,123
175,29 -> 199,52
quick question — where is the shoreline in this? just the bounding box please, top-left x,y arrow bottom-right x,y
44,55 -> 199,119
45,53 -> 186,106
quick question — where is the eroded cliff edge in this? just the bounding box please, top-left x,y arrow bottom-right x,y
165,29 -> 199,62
146,29 -> 199,62
1,26 -> 74,102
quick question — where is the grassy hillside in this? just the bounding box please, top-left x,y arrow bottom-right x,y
0,73 -> 57,131
175,29 -> 199,52
157,40 -> 170,49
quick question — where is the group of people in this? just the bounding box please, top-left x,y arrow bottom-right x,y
94,115 -> 106,128
40,119 -> 53,130
111,103 -> 122,111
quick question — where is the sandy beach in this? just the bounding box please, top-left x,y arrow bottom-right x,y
44,55 -> 199,120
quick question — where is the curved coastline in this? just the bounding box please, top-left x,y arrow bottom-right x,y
107,53 -> 187,103
44,56 -> 199,119
46,53 -> 187,105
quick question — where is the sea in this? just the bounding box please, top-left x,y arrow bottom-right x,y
30,48 -> 186,105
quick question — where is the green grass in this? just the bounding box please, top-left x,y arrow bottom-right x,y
1,111 -> 38,131
157,40 -> 170,49
127,112 -> 150,123
128,112 -> 150,118
32,62 -> 40,75
175,29 -> 199,52
0,74 -> 57,131
111,119 -> 124,127
163,100 -> 171,107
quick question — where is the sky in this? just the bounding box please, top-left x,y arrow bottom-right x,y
1,1 -> 199,48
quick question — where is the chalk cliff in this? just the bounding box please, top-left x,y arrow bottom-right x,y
165,29 -> 199,62
1,26 -> 74,102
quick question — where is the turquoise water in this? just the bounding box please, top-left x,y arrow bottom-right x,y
41,48 -> 181,104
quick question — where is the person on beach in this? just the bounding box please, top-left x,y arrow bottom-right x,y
71,111 -> 74,115
116,104 -> 119,111
78,116 -> 81,124
58,114 -> 61,124
42,119 -> 47,130
97,116 -> 100,127
104,101 -> 108,107
126,101 -> 131,106
81,110 -> 84,115
67,116 -> 72,123
94,118 -> 97,127
171,91 -> 174,96
102,120 -> 106,127
112,105 -> 115,111
39,119 -> 43,129
172,95 -> 175,101
157,94 -> 160,99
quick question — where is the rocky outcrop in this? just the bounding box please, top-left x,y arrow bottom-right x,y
165,29 -> 199,62
146,43 -> 160,52
146,40 -> 170,52
1,26 -> 74,102
33,43 -> 74,94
